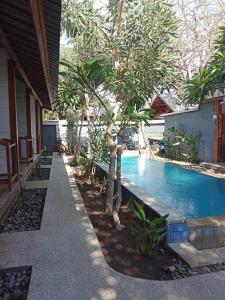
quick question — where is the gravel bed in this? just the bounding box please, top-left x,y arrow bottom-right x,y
0,188 -> 47,233
27,168 -> 51,181
38,158 -> 52,165
162,257 -> 225,280
0,266 -> 31,300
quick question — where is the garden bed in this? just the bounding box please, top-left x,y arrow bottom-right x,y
0,266 -> 31,300
38,158 -> 52,165
75,176 -> 225,280
0,188 -> 47,233
27,168 -> 51,181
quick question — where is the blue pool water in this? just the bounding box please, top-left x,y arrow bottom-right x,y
122,156 -> 225,219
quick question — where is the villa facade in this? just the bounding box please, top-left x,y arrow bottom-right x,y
0,1 -> 61,218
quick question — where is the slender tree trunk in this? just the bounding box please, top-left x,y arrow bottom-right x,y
77,113 -> 84,155
140,121 -> 154,159
74,117 -> 79,159
85,97 -> 92,159
106,0 -> 125,226
111,127 -> 127,231
115,143 -> 127,211
105,103 -> 121,215
115,127 -> 127,212
105,134 -> 117,215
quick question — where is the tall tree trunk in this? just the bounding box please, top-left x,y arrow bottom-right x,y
115,142 -> 127,206
85,94 -> 92,159
111,127 -> 127,230
106,0 -> 125,226
105,103 -> 121,215
115,127 -> 127,212
74,117 -> 80,159
77,113 -> 84,155
140,121 -> 154,159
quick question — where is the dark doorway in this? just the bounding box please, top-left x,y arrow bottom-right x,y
43,125 -> 57,151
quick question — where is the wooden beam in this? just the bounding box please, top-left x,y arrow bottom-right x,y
0,26 -> 43,107
29,0 -> 53,106
8,59 -> 19,177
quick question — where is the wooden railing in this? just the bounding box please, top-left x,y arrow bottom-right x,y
0,139 -> 18,191
18,136 -> 33,165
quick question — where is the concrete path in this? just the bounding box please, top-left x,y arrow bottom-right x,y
0,156 -> 225,299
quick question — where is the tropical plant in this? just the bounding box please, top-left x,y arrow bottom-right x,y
61,0 -> 179,230
65,109 -> 76,154
74,154 -> 86,167
42,109 -> 58,121
185,25 -> 225,104
164,127 -> 201,162
131,200 -> 168,255
55,70 -> 87,158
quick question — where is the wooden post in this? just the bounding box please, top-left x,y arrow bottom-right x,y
26,89 -> 32,139
214,98 -> 223,162
26,88 -> 33,161
40,106 -> 43,151
8,59 -> 19,178
35,100 -> 40,154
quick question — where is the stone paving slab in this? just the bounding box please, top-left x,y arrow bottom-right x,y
170,242 -> 225,268
0,156 -> 225,299
23,180 -> 49,189
39,165 -> 52,168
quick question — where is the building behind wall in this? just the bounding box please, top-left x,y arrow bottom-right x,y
163,97 -> 225,162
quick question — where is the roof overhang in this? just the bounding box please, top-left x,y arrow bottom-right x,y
149,94 -> 174,116
0,0 -> 61,109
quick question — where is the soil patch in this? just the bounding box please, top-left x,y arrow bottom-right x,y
38,158 -> 52,165
0,266 -> 31,300
0,188 -> 47,233
27,168 -> 50,181
76,176 -> 225,280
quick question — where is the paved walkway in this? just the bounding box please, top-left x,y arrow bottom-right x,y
1,156 -> 225,299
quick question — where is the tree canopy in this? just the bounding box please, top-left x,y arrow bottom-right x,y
185,26 -> 225,104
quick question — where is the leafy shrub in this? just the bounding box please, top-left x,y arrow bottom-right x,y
74,155 -> 86,166
164,126 -> 201,163
131,200 -> 168,256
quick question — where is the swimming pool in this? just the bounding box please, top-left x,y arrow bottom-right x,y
122,156 -> 225,219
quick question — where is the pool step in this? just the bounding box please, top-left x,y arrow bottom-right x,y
169,241 -> 225,268
188,217 -> 225,250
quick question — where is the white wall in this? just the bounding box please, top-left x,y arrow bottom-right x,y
30,95 -> 37,154
43,120 -> 88,143
138,119 -> 165,147
0,47 -> 10,174
43,119 -> 164,149
16,80 -> 27,157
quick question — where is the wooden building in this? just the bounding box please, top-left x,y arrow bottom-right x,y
0,1 -> 61,217
149,94 -> 175,119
